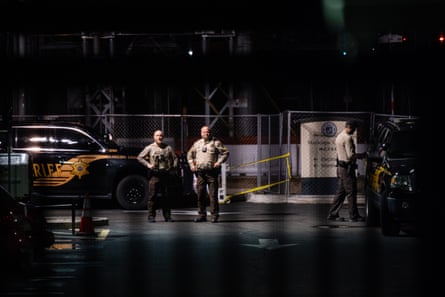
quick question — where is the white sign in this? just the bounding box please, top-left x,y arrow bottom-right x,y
300,121 -> 356,178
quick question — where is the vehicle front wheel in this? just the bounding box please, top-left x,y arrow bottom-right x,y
116,175 -> 148,210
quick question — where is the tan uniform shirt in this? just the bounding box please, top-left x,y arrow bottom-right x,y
187,138 -> 229,170
137,143 -> 177,170
335,130 -> 356,163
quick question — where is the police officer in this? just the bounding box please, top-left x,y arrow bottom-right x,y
187,125 -> 229,223
327,120 -> 367,222
137,130 -> 178,222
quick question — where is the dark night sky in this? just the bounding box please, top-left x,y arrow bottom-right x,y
2,1 -> 443,33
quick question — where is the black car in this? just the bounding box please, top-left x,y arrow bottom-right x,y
364,117 -> 420,235
0,121 -> 192,210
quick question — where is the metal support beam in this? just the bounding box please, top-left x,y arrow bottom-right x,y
85,86 -> 115,135
199,31 -> 239,133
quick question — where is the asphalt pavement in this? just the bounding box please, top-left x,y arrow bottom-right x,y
2,197 -> 437,297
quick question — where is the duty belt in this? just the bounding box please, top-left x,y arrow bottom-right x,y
337,160 -> 350,168
196,168 -> 219,176
151,168 -> 170,175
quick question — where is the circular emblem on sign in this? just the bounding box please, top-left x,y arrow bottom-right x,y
321,122 -> 337,137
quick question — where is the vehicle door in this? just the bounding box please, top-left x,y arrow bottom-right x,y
13,126 -> 104,196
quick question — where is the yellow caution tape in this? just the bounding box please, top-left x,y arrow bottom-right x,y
221,152 -> 292,204
229,152 -> 291,169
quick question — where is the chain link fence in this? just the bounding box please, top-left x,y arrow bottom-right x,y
5,112 -> 415,199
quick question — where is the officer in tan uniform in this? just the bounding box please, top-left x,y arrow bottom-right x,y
327,120 -> 367,222
137,130 -> 178,222
187,125 -> 229,223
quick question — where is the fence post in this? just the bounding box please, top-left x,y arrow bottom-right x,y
218,163 -> 227,203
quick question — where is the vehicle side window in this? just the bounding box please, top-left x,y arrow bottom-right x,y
15,127 -> 54,149
0,132 -> 6,152
54,129 -> 100,151
377,127 -> 390,147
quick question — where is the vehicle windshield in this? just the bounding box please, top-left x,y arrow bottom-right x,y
388,130 -> 419,158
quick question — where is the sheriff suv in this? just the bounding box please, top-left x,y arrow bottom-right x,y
365,117 -> 420,235
0,121 -> 183,210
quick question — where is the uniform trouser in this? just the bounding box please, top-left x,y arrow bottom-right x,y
196,171 -> 219,219
147,174 -> 171,219
328,166 -> 360,219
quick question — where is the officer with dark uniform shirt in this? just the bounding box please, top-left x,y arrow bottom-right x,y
187,125 -> 229,223
137,130 -> 178,222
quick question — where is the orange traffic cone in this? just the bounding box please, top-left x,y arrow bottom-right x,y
77,193 -> 96,236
